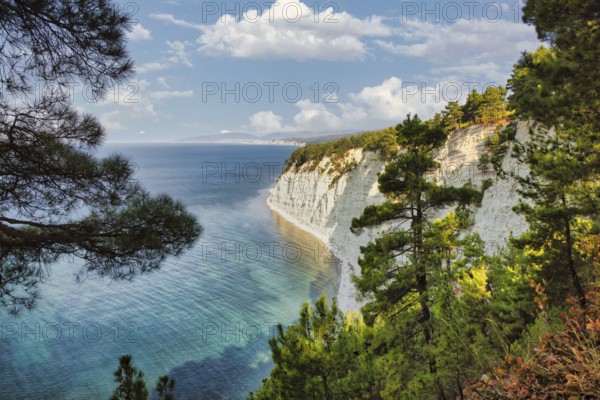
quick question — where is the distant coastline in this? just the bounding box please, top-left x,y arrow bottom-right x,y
179,138 -> 306,146
177,130 -> 366,147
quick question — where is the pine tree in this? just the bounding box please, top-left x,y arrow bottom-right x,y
351,114 -> 480,323
478,86 -> 508,123
0,1 -> 202,313
250,296 -> 379,400
507,0 -> 600,308
350,114 -> 482,395
441,101 -> 463,132
462,89 -> 484,124
110,356 -> 177,400
156,375 -> 176,400
111,355 -> 150,400
510,128 -> 596,307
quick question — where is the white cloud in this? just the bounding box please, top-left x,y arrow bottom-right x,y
100,114 -> 125,132
136,62 -> 170,74
149,90 -> 194,101
150,13 -> 203,30
166,41 -> 193,67
291,100 -> 344,131
135,41 -> 193,75
431,62 -> 505,83
154,0 -> 390,61
99,101 -> 158,129
247,77 -> 446,134
157,77 -> 170,89
377,19 -> 539,63
127,24 -> 152,41
249,111 -> 293,133
94,81 -> 192,133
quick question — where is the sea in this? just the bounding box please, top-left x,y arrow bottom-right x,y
0,144 -> 338,399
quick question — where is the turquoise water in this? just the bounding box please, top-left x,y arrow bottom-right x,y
0,144 -> 337,399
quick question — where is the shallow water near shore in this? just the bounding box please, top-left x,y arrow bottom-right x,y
0,144 -> 337,399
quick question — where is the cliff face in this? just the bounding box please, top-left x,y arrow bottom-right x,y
268,122 -> 530,312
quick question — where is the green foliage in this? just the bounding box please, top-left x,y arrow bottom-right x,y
478,86 -> 510,123
110,355 -> 176,400
0,0 -> 202,314
479,122 -> 518,176
440,86 -> 511,133
506,0 -> 600,310
350,115 -> 485,397
0,0 -> 134,96
283,87 -> 511,179
510,128 -> 597,307
156,375 -> 176,400
462,89 -> 484,124
481,178 -> 494,192
110,355 -> 150,400
251,2 -> 600,399
284,128 -> 398,173
442,101 -> 463,132
464,279 -> 600,399
513,0 -> 600,131
249,297 -> 380,400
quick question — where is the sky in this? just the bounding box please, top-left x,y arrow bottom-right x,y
73,0 -> 542,142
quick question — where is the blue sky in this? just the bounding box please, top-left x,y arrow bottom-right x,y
76,0 -> 542,142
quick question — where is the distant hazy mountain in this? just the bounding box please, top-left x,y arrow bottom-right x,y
177,130 -> 367,145
263,130 -> 362,140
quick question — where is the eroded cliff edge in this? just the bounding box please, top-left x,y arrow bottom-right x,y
268,122 -> 530,312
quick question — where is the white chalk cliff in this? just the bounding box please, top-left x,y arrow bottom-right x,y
268,122 -> 531,312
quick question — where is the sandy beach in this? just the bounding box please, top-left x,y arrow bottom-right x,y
266,196 -> 363,314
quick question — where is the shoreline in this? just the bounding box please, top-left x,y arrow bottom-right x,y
266,195 -> 363,314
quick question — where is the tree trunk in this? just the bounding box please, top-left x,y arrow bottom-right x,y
564,213 -> 586,308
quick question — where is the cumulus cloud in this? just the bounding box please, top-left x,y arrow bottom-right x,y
348,77 -> 428,120
155,0 -> 391,61
247,77 -> 447,134
377,19 -> 539,63
291,100 -> 344,131
150,5 -> 538,66
127,24 -> 152,41
250,111 -> 293,133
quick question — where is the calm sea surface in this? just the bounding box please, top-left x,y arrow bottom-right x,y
0,144 -> 337,399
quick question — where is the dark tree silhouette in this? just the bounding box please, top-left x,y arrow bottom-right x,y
0,1 -> 202,314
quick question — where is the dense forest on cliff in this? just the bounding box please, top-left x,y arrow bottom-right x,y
249,0 -> 600,398
3,0 -> 598,398
284,85 -> 512,174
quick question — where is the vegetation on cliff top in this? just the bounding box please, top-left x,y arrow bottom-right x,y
283,85 -> 511,175
283,127 -> 399,173
251,0 -> 600,398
